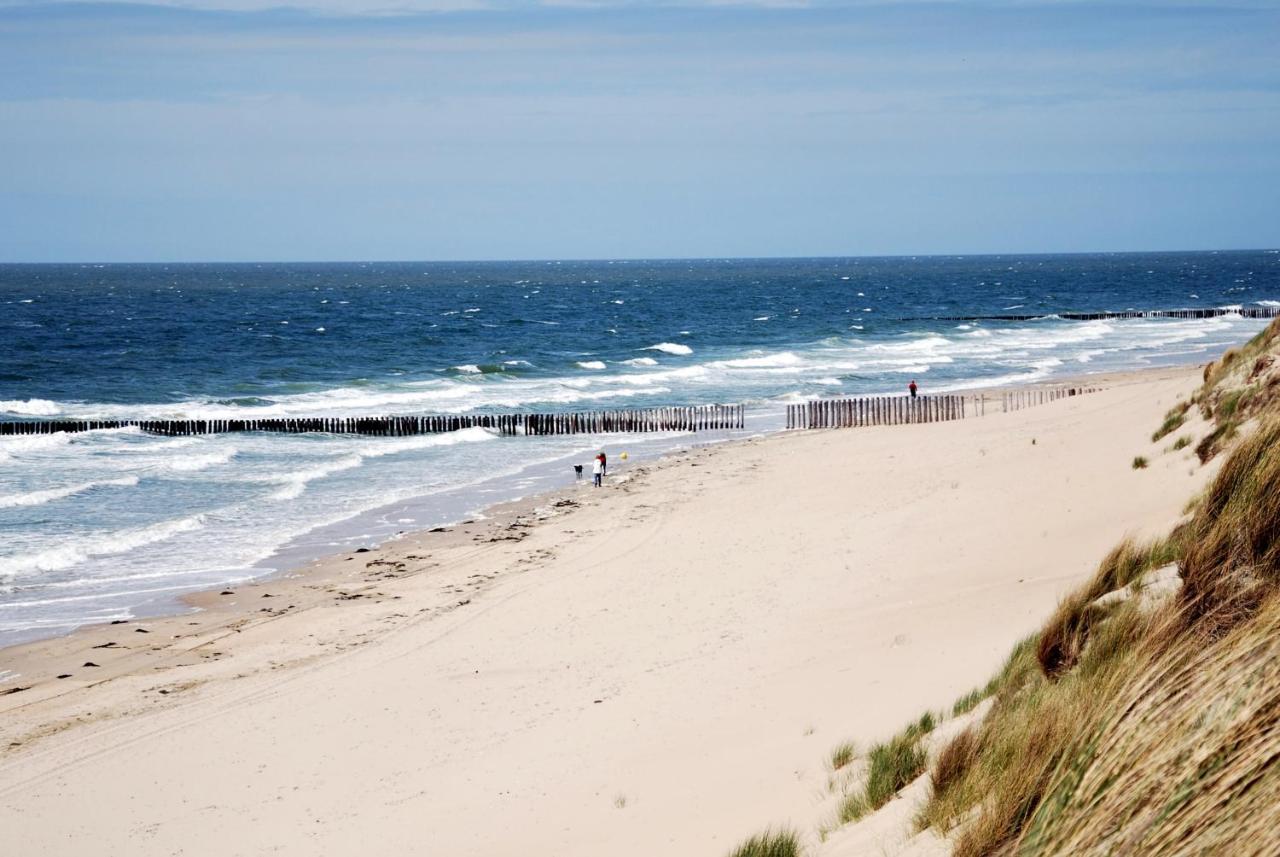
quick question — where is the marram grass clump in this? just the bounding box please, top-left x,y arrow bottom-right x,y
1151,401 -> 1190,442
1177,418 -> 1280,637
1037,536 -> 1180,678
829,741 -> 856,771
836,712 -> 934,824
725,828 -> 800,857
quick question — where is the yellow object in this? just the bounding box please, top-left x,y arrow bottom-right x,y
620,452 -> 628,460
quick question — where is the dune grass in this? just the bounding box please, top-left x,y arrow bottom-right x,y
951,688 -> 985,716
929,727 -> 978,800
914,409 -> 1280,854
1131,455 -> 1148,469
1036,536 -> 1179,678
1176,418 -> 1280,637
1019,597 -> 1280,855
726,828 -> 800,857
835,712 -> 935,825
829,741 -> 856,771
864,732 -> 928,808
1171,434 -> 1192,451
1151,401 -> 1189,442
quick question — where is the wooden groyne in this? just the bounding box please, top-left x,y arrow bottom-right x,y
0,404 -> 745,438
904,306 -> 1280,323
788,386 -> 1097,429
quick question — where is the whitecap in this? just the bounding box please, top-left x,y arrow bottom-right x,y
260,455 -> 364,501
0,398 -> 61,416
453,364 -> 482,374
157,450 -> 236,473
621,357 -> 658,367
576,360 -> 607,370
0,514 -> 207,578
645,342 -> 693,356
719,352 -> 803,369
0,476 -> 139,509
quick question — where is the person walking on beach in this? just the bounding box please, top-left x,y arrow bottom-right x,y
592,454 -> 604,488
599,450 -> 607,477
909,380 -> 918,398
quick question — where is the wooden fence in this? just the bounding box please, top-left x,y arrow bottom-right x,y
1001,386 -> 1098,412
0,404 -> 745,438
789,386 -> 1099,429
788,394 -> 967,429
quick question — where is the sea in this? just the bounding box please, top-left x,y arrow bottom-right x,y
2,252 -> 1278,648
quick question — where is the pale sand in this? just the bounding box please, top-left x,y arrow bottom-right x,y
0,367 -> 1213,856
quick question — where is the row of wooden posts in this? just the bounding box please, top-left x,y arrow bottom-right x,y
0,404 -> 746,438
917,307 -> 1280,323
788,386 -> 1098,429
0,387 -> 1099,438
1002,386 -> 1098,412
788,394 -> 968,429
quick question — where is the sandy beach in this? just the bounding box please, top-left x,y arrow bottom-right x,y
0,367 -> 1215,855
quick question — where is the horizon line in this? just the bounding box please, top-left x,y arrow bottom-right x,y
2,246 -> 1277,267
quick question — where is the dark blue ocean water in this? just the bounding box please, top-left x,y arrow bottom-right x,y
3,252 -> 1277,411
1,251 -> 1277,649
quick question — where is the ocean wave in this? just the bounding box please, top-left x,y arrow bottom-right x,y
576,360 -> 607,370
0,514 -> 207,579
717,352 -> 803,369
621,357 -> 658,367
0,433 -> 70,462
1257,300 -> 1280,307
0,476 -> 139,509
359,426 -> 497,458
260,454 -> 365,501
0,398 -> 60,416
645,342 -> 693,356
157,449 -> 237,473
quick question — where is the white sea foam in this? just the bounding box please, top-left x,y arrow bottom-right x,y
621,357 -> 658,367
0,398 -> 61,416
718,352 -> 803,369
156,449 -> 237,473
453,364 -> 482,374
0,476 -> 139,509
576,360 -> 607,370
0,433 -> 70,454
358,426 -> 496,458
645,342 -> 693,356
0,514 -> 207,578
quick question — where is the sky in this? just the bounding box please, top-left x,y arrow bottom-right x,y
1,0 -> 1278,262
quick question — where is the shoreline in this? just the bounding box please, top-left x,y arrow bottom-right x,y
1,364 -> 1188,662
0,360 -> 1216,855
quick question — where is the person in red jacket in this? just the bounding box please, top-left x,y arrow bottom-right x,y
908,379 -> 918,398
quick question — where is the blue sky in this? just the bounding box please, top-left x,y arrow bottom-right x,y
1,1 -> 1278,261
